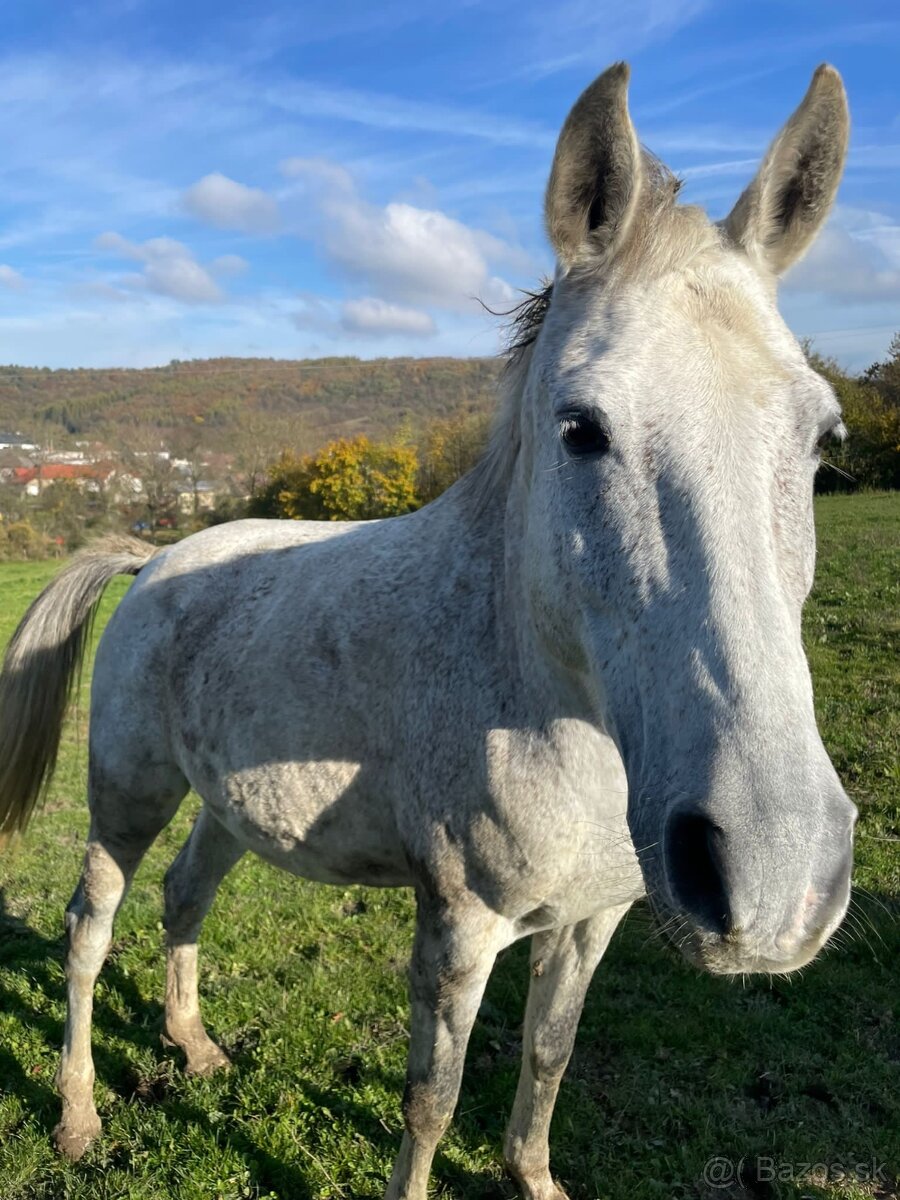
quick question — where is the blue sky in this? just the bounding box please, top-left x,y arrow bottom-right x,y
0,0 -> 897,369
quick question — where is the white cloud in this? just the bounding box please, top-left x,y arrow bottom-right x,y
182,172 -> 280,234
340,297 -> 435,337
210,254 -> 250,277
0,264 -> 26,291
94,232 -> 225,303
289,293 -> 435,340
784,211 -> 900,303
140,257 -> 222,304
327,200 -> 516,308
286,159 -> 524,313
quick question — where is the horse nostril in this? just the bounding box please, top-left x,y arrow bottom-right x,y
664,810 -> 732,936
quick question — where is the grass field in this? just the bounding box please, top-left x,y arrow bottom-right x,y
0,493 -> 898,1200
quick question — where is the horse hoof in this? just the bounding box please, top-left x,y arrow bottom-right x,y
526,1185 -> 569,1200
53,1113 -> 101,1160
184,1040 -> 231,1077
508,1166 -> 571,1200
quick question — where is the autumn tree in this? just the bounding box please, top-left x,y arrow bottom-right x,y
34,480 -> 90,551
118,428 -> 181,530
232,411 -> 312,501
250,435 -> 419,521
417,411 -> 491,503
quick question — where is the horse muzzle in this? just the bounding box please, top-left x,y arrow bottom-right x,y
653,791 -> 856,975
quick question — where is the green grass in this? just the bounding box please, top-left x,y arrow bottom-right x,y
1,494 -> 898,1200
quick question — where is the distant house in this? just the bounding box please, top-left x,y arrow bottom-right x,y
112,472 -> 144,499
176,481 -> 220,514
0,448 -> 36,480
9,463 -> 115,497
0,431 -> 38,451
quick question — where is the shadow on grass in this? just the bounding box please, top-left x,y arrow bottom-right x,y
2,887 -> 898,1200
0,888 -> 169,1118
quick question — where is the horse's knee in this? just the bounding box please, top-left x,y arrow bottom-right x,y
528,1022 -> 573,1084
402,1078 -> 454,1145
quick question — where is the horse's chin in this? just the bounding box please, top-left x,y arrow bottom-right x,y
671,927 -> 834,977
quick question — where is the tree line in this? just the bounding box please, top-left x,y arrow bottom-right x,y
1,335 -> 897,559
248,335 -> 900,521
0,356 -> 501,449
247,411 -> 491,522
806,334 -> 900,493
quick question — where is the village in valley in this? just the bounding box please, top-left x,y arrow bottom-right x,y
0,356 -> 511,557
0,426 -> 235,555
0,428 -> 227,511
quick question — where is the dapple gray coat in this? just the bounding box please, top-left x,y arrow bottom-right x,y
0,63 -> 856,1199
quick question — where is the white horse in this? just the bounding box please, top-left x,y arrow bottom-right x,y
0,63 -> 856,1200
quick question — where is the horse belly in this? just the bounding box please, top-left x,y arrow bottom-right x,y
204,759 -> 413,887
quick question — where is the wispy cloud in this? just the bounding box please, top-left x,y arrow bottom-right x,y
0,264 -> 26,291
634,67 -> 782,120
493,0 -> 710,81
666,19 -> 900,76
849,143 -> 900,170
264,79 -> 555,148
677,157 -> 759,181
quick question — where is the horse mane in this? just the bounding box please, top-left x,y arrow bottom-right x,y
503,282 -> 555,359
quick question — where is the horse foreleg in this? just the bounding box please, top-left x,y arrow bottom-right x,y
385,896 -> 508,1200
504,903 -> 632,1200
163,806 -> 244,1075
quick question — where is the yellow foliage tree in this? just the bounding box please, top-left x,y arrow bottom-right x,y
251,436 -> 420,521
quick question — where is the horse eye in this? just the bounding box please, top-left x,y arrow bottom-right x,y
560,411 -> 610,457
815,419 -> 846,457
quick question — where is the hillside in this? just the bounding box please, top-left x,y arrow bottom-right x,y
0,357 -> 504,450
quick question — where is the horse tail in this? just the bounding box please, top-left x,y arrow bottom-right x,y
0,535 -> 158,847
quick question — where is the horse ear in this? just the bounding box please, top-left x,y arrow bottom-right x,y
545,62 -> 642,269
724,64 -> 849,276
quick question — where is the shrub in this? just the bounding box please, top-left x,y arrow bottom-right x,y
1,520 -> 49,560
809,351 -> 900,492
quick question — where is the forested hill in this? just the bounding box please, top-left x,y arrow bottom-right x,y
0,357 -> 503,448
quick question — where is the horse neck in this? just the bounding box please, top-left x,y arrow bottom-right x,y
448,447 -> 598,730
